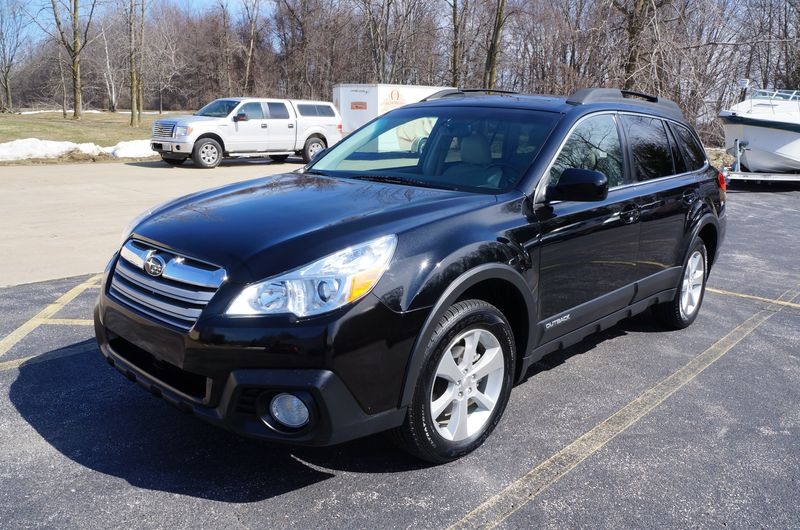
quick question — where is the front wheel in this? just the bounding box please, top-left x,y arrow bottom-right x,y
192,138 -> 222,168
392,300 -> 515,463
655,239 -> 708,329
302,137 -> 326,163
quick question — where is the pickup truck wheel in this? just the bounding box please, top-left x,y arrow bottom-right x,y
192,138 -> 222,168
655,239 -> 707,329
392,300 -> 514,463
302,137 -> 326,163
160,155 -> 185,166
269,155 -> 289,162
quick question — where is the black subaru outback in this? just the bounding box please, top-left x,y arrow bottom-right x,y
94,88 -> 726,463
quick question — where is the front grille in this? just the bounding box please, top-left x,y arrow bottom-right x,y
152,121 -> 175,138
109,240 -> 227,332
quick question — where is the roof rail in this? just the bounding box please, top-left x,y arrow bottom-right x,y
567,88 -> 684,118
423,88 -> 520,101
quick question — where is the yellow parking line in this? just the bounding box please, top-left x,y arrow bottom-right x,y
42,319 -> 95,326
0,274 -> 102,358
707,287 -> 800,310
450,288 -> 800,530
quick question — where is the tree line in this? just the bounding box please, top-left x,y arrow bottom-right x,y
1,0 -> 798,145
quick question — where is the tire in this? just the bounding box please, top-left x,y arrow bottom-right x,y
160,155 -> 185,166
269,154 -> 289,162
392,300 -> 515,464
655,239 -> 708,329
192,138 -> 222,168
302,137 -> 326,164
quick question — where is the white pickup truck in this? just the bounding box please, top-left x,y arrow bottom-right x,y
150,98 -> 343,168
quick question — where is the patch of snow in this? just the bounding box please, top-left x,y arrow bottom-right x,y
0,138 -> 154,161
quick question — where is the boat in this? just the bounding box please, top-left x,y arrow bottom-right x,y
719,89 -> 800,173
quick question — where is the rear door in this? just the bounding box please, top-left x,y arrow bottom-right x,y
264,101 -> 298,150
535,113 -> 641,343
620,114 -> 701,301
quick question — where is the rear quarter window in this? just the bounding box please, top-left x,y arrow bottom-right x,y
297,104 -> 336,117
669,123 -> 707,171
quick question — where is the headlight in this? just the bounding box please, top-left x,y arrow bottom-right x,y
175,125 -> 192,137
226,234 -> 397,317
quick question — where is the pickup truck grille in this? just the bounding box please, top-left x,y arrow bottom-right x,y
152,121 -> 175,139
109,240 -> 227,332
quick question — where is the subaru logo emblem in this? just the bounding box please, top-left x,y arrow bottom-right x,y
144,252 -> 166,277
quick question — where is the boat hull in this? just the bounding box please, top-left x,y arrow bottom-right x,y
720,113 -> 800,173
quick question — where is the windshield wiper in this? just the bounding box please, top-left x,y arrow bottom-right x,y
349,174 -> 456,191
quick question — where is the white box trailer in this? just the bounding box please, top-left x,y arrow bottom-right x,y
332,84 -> 454,135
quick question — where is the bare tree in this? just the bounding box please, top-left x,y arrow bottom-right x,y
128,0 -> 137,125
482,0 -> 506,88
0,0 -> 27,111
36,0 -> 100,119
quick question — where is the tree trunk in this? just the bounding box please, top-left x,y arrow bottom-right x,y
483,0 -> 505,89
129,0 -> 138,127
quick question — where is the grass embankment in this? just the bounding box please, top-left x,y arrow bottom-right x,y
0,110 -> 162,164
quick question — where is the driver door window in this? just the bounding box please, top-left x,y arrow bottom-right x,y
549,114 -> 626,188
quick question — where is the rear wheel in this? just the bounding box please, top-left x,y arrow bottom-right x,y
655,239 -> 707,329
392,300 -> 515,463
302,137 -> 326,163
192,138 -> 222,168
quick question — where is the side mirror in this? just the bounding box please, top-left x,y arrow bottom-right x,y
547,168 -> 608,202
233,113 -> 248,122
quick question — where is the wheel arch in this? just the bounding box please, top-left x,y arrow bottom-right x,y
193,133 -> 226,154
690,213 -> 721,271
398,263 -> 536,408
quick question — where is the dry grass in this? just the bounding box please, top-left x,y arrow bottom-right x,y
0,110 -> 160,145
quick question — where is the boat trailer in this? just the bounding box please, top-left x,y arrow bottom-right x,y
724,138 -> 800,182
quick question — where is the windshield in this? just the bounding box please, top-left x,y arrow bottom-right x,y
309,106 -> 559,193
195,99 -> 240,117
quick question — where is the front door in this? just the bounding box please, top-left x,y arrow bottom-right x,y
535,113 -> 641,344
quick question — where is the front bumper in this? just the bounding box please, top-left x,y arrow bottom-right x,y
94,283 -> 423,446
151,140 -> 193,156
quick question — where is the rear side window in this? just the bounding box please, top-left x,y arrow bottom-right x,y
620,115 -> 675,180
268,102 -> 290,119
669,123 -> 706,171
297,104 -> 336,117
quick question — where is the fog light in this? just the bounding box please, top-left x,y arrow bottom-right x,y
270,393 -> 310,429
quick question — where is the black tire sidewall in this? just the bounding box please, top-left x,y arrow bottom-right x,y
193,139 -> 222,168
302,137 -> 325,163
412,301 -> 515,462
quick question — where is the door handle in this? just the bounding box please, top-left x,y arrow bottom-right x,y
288,124 -> 294,129
619,204 -> 640,224
261,124 -> 268,129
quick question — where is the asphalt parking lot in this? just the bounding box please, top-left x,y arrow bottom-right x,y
1,180 -> 798,528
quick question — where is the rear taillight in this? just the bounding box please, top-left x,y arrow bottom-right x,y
337,124 -> 343,135
716,170 -> 727,192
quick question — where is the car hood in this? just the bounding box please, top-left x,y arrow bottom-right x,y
155,115 -> 228,127
130,173 -> 494,282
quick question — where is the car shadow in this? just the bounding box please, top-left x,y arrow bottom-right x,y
9,340 -> 424,502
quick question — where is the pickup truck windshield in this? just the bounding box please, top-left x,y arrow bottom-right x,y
310,106 -> 559,193
195,99 -> 240,118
